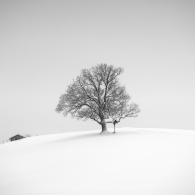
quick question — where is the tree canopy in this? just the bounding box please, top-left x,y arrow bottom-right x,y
56,64 -> 140,133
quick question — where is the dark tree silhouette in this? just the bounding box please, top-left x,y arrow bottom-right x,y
56,64 -> 140,134
109,102 -> 140,133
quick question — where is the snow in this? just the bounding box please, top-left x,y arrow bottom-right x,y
0,127 -> 195,195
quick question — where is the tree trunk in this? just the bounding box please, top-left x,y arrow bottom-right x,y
100,119 -> 108,134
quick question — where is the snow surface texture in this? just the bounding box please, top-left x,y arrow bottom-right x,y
0,127 -> 195,195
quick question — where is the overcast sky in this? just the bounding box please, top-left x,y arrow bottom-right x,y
0,0 -> 195,142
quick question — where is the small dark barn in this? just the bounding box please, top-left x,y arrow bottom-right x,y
9,134 -> 25,141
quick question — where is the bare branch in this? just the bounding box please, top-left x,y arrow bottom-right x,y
56,63 -> 140,128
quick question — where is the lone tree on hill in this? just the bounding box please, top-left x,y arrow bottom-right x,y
56,64 -> 140,134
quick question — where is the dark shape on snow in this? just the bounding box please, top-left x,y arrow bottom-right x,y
113,120 -> 118,125
113,120 -> 119,133
9,134 -> 25,141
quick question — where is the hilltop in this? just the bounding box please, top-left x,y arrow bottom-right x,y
0,127 -> 195,195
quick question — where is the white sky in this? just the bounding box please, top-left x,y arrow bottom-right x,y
0,0 -> 195,142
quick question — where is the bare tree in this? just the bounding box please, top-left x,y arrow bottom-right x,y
56,64 -> 140,134
109,102 -> 140,133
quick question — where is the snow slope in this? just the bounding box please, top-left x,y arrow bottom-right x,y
0,127 -> 195,195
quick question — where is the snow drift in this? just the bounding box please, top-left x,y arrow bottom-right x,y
0,127 -> 195,195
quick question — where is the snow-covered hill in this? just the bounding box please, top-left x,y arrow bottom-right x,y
0,127 -> 195,195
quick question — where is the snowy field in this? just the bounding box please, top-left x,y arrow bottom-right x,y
0,127 -> 195,195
